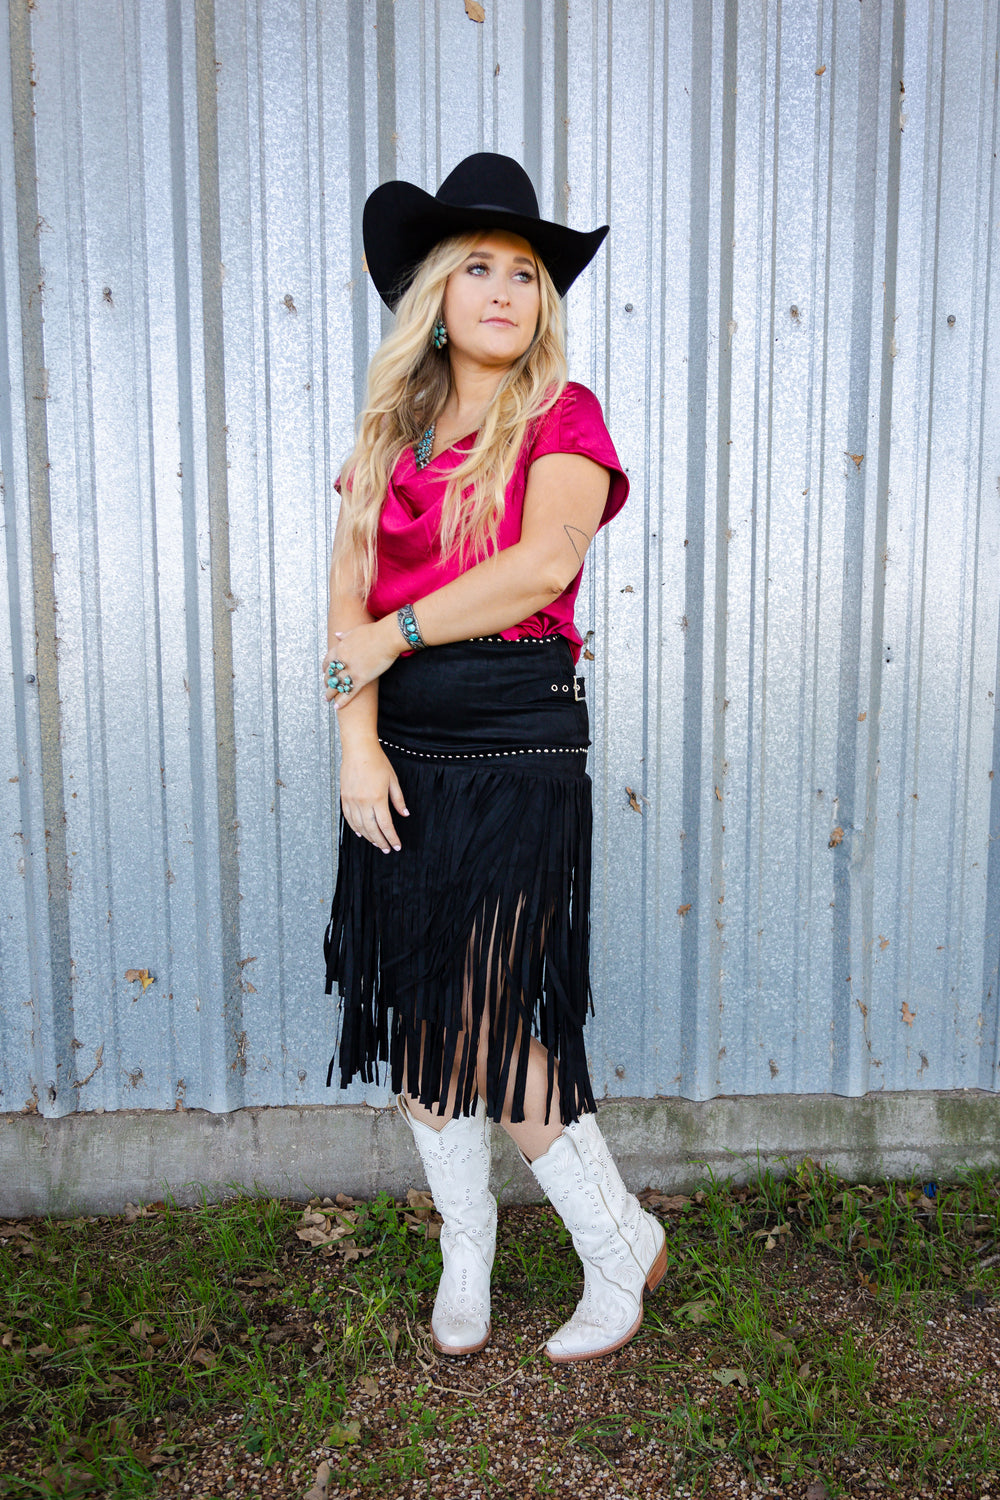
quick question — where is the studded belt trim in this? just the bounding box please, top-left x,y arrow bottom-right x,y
378,738 -> 587,762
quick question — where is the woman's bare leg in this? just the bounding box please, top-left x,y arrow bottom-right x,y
403,1032 -> 564,1160
474,1027 -> 565,1163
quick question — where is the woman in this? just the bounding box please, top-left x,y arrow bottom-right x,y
323,153 -> 665,1363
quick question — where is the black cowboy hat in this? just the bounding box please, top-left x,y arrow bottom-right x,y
362,152 -> 609,310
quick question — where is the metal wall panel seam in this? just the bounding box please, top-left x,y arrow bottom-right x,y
850,0 -> 900,1093
648,0 -> 673,1098
311,0 -> 339,1104
247,0 -> 289,1094
552,0 -> 568,226
751,0 -> 785,1100
710,0 -> 739,1098
899,2 -> 951,1086
929,5 -> 968,1078
830,0 -> 885,1096
941,1 -> 995,1081
883,3 -> 937,1091
523,0 -> 542,202
47,0 -> 121,1117
736,0 -> 773,1099
195,0 -> 244,1104
791,0 -> 834,1094
859,0 -> 905,1085
635,0 -> 661,1101
679,0 -> 713,1096
952,1 -> 1000,1090
7,0 -> 76,1111
375,0 -> 397,343
122,0 -> 180,1110
803,0 -> 838,1094
979,11 -> 1000,1090
0,4 -> 54,1113
347,2 -> 370,418
163,0 -> 227,1106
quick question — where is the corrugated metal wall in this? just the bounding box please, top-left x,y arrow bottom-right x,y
2,0 -> 999,1119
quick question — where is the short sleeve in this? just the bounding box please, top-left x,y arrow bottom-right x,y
527,382 -> 629,527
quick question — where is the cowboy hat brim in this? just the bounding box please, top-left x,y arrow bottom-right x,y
363,179 -> 609,310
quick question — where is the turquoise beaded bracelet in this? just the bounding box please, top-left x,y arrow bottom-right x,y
397,603 -> 426,651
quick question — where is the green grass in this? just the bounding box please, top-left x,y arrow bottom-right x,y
1,1167 -> 999,1497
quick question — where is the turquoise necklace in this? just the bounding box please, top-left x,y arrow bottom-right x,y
414,422 -> 436,470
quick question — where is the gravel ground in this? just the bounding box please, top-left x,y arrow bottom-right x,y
4,1199 -> 998,1500
141,1227 -> 999,1500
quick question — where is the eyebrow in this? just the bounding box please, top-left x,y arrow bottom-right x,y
466,249 -> 536,267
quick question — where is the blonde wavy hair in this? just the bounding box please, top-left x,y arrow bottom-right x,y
335,230 -> 567,600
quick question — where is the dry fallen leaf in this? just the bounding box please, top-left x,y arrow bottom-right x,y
124,968 -> 155,991
625,787 -> 643,814
677,903 -> 692,917
828,825 -> 844,848
815,64 -> 827,76
464,0 -> 486,20
642,1192 -> 691,1211
295,1225 -> 340,1246
304,1460 -> 331,1500
674,1298 -> 715,1326
901,1001 -> 917,1026
327,1418 -> 362,1447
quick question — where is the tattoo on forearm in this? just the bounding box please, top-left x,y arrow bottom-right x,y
563,525 -> 591,564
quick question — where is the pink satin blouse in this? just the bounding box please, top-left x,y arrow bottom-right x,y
345,382 -> 628,664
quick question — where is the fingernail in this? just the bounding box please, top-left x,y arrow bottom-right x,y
401,808 -> 410,816
392,844 -> 401,852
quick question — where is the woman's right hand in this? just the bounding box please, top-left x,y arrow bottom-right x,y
339,742 -> 409,853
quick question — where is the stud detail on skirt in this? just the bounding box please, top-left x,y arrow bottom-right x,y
378,738 -> 586,761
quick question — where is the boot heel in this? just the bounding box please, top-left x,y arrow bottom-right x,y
644,1226 -> 667,1295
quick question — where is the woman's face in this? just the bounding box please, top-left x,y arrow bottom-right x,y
441,230 -> 541,371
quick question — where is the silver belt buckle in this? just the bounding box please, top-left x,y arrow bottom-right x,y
574,676 -> 585,702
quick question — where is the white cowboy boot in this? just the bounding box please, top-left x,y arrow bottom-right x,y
397,1094 -> 496,1355
525,1111 -> 667,1362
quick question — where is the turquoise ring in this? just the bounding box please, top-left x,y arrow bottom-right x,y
326,659 -> 352,696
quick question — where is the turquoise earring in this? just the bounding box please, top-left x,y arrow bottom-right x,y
432,318 -> 448,349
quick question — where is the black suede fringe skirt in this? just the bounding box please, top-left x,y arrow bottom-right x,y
324,635 -> 597,1126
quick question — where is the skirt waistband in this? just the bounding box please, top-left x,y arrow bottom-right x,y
377,635 -> 590,759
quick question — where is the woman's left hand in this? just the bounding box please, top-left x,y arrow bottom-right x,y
324,617 -> 401,706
